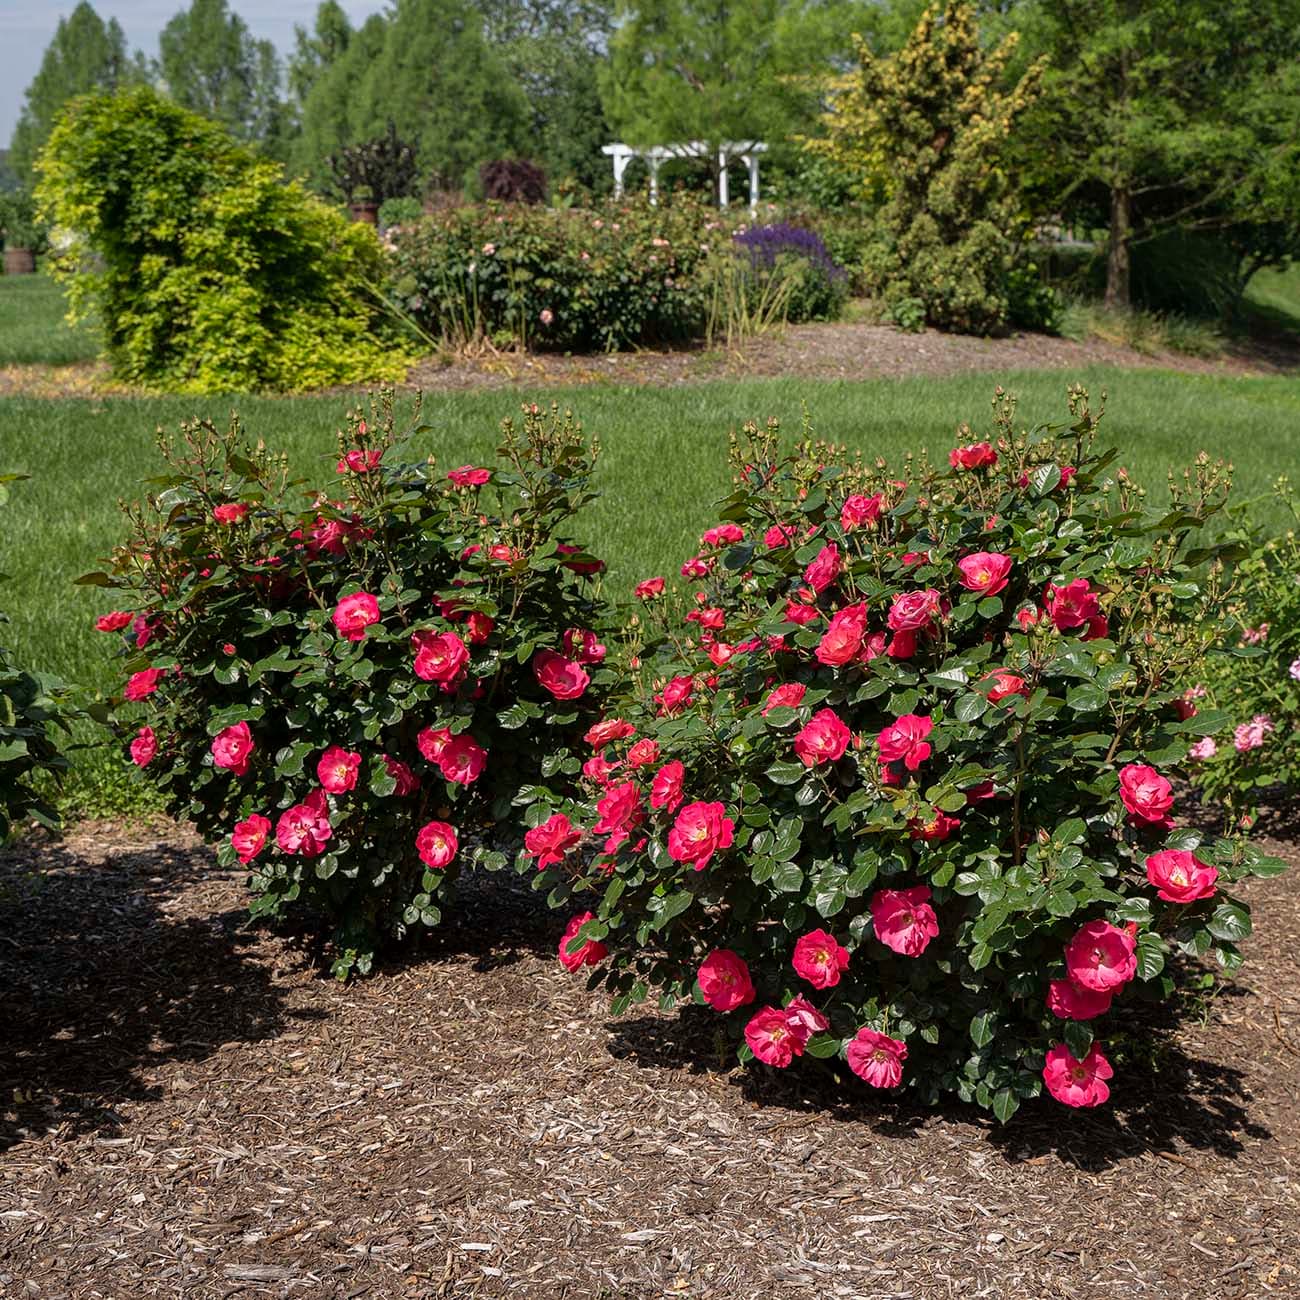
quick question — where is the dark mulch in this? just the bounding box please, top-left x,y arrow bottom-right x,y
3,321 -> 1297,400
1,821 -> 1297,1299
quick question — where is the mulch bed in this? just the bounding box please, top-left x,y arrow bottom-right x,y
1,820 -> 1297,1299
3,322 -> 1297,400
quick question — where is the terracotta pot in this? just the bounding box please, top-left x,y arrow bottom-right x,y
3,247 -> 35,275
348,202 -> 379,226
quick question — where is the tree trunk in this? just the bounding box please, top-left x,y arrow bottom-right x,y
1105,185 -> 1131,309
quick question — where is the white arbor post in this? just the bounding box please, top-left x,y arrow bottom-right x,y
601,143 -> 635,199
717,148 -> 729,208
601,141 -> 767,210
743,152 -> 760,213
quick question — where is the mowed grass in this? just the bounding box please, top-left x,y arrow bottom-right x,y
0,272 -> 98,366
5,366 -> 1299,700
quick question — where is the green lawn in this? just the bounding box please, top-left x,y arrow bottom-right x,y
1244,262 -> 1300,333
5,366 -> 1298,699
0,272 -> 98,366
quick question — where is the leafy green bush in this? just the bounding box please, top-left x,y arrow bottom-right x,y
1186,482 -> 1300,818
1,475 -> 79,840
388,197 -> 719,352
89,395 -> 615,975
1005,263 -> 1064,335
522,389 -> 1284,1119
36,86 -> 410,393
0,188 -> 49,254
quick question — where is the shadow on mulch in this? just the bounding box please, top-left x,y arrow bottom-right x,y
0,835 -> 298,1153
607,990 -> 1270,1173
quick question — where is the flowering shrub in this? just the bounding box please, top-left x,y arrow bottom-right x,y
732,224 -> 849,322
522,389 -> 1285,1119
87,396 -> 615,975
1,475 -> 81,840
386,199 -> 843,354
1185,481 -> 1300,818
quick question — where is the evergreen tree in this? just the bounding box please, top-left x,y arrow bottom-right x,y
294,0 -> 529,195
9,2 -> 134,182
156,0 -> 284,153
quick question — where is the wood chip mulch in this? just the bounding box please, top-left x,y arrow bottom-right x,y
3,321 -> 1297,401
1,820 -> 1297,1299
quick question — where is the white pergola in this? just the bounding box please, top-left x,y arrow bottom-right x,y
601,140 -> 767,210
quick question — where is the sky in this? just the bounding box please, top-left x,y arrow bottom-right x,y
0,1 -> 389,144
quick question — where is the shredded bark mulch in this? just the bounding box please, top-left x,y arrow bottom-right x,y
3,321 -> 1297,401
1,821 -> 1297,1298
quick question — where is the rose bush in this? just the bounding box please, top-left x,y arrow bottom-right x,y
1183,481 -> 1299,819
87,396 -> 616,975
521,388 -> 1285,1119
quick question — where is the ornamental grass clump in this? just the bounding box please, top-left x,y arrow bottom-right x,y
88,396 -> 615,976
523,387 -> 1285,1118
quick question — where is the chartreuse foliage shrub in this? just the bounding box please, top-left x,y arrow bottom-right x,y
1186,480 -> 1300,817
522,388 -> 1286,1119
88,395 -> 615,976
35,86 -> 409,394
386,199 -> 847,353
1,475 -> 80,841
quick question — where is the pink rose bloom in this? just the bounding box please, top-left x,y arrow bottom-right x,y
555,543 -> 604,576
803,543 -> 842,594
744,1005 -> 802,1067
680,554 -> 712,578
585,717 -> 636,748
1188,737 -> 1217,761
792,929 -> 851,989
439,734 -> 487,785
413,629 -> 470,688
794,708 -> 851,766
762,682 -> 807,715
1233,714 -> 1274,752
701,523 -> 744,546
841,493 -> 883,530
1118,763 -> 1174,827
1042,1042 -> 1113,1108
765,523 -> 798,549
870,886 -> 939,956
337,448 -> 382,474
887,588 -> 941,632
96,610 -> 134,633
564,628 -> 607,665
635,577 -> 666,600
698,949 -> 756,1011
949,441 -> 997,470
211,721 -> 254,776
558,911 -> 607,971
275,789 -> 332,858
983,668 -> 1029,703
466,611 -> 494,644
650,759 -> 685,812
333,591 -> 380,642
593,780 -> 643,837
213,502 -> 248,524
1045,578 -> 1100,631
957,552 -> 1012,597
317,745 -> 361,794
1290,657 -> 1300,682
1145,849 -> 1218,903
231,813 -> 271,864
416,820 -> 458,869
626,738 -> 660,768
416,726 -> 451,763
525,813 -> 583,869
667,800 -> 735,871
129,725 -> 157,767
877,714 -> 933,771
784,995 -> 829,1042
815,603 -> 867,667
447,465 -> 490,487
583,754 -> 621,785
846,1027 -> 908,1088
909,811 -> 960,842
124,667 -> 164,701
1064,919 -> 1137,992
784,599 -> 820,626
1047,978 -> 1113,1021
656,675 -> 694,716
382,754 -> 419,795
534,649 -> 590,700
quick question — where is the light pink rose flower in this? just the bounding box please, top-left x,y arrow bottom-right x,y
1064,919 -> 1136,992
698,949 -> 756,1011
1233,714 -> 1274,752
869,886 -> 940,956
791,929 -> 851,989
846,1027 -> 908,1088
1145,849 -> 1218,903
1046,978 -> 1112,1021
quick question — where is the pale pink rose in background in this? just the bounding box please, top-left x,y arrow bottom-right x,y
1290,657 -> 1300,682
1233,714 -> 1274,752
1188,737 -> 1217,761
